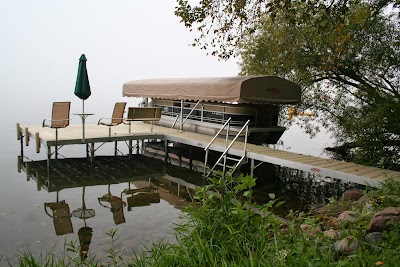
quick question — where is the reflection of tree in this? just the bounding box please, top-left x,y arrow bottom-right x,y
98,184 -> 126,225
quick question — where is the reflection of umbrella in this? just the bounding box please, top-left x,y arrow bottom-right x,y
74,54 -> 91,142
72,186 -> 94,260
72,186 -> 95,221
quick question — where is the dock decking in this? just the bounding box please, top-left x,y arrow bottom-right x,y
17,122 -> 400,187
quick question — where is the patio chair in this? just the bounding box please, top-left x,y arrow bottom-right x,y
97,102 -> 127,138
42,102 -> 71,158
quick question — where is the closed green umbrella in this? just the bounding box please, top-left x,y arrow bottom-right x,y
74,54 -> 91,107
74,54 -> 92,142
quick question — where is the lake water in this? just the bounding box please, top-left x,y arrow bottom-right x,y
0,101 -> 346,262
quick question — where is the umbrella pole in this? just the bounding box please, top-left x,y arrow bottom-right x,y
82,100 -> 85,143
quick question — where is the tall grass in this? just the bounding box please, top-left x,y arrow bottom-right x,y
5,175 -> 400,266
130,175 -> 400,267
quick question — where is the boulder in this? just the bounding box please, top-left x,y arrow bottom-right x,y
365,232 -> 385,247
301,224 -> 319,237
338,210 -> 361,222
334,236 -> 359,254
323,229 -> 341,239
367,207 -> 400,233
342,189 -> 364,201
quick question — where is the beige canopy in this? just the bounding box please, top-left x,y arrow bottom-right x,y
122,76 -> 301,104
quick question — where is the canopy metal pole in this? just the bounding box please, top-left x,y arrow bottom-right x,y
180,100 -> 183,131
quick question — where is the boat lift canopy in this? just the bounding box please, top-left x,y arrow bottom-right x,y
122,76 -> 301,104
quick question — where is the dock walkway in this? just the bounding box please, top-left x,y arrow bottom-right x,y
17,122 -> 400,187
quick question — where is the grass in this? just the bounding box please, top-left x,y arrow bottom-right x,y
4,174 -> 400,266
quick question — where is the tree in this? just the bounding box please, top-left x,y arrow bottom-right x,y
175,1 -> 400,169
175,0 -> 399,59
238,1 -> 400,169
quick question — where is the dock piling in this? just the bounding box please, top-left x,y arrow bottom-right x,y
35,132 -> 40,153
16,123 -> 20,140
25,127 -> 29,146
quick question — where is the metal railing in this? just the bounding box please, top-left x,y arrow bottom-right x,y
153,100 -> 257,129
204,118 -> 250,178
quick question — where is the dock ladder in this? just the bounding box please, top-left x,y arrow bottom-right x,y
204,118 -> 250,178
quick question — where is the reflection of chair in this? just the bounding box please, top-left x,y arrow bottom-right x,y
98,194 -> 126,225
44,200 -> 73,236
42,102 -> 71,158
123,186 -> 160,211
97,102 -> 127,138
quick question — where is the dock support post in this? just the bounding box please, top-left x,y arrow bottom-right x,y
19,131 -> 24,159
25,127 -> 29,146
86,144 -> 90,158
36,171 -> 42,191
128,140 -> 132,159
35,132 -> 40,153
189,146 -> 193,170
16,123 -> 21,140
17,156 -> 22,173
91,143 -> 95,163
114,141 -> 118,156
25,162 -> 30,181
47,146 -> 51,172
178,144 -> 182,167
55,129 -> 58,160
250,158 -> 255,177
141,139 -> 145,154
136,140 -> 140,154
164,140 -> 169,163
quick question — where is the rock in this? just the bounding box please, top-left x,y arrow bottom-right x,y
323,216 -> 341,230
367,207 -> 400,233
301,224 -> 320,237
365,232 -> 385,247
334,236 -> 359,254
338,211 -> 361,222
356,194 -> 370,204
342,189 -> 364,201
312,203 -> 347,217
323,229 -> 341,239
365,232 -> 385,253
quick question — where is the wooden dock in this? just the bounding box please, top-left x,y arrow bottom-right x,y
17,122 -> 400,187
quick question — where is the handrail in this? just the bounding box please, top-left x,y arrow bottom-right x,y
182,101 -> 201,125
204,118 -> 232,150
154,99 -> 257,128
204,119 -> 250,178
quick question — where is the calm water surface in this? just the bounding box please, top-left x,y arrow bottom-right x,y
0,112 -> 347,262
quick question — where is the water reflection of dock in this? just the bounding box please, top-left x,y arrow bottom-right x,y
18,155 -> 200,232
